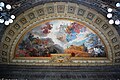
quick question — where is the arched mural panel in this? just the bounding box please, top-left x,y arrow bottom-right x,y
15,20 -> 107,58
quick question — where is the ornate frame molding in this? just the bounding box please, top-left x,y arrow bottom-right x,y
0,2 -> 120,66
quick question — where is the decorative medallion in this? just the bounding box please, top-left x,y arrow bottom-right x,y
86,12 -> 95,20
2,51 -> 7,56
20,17 -> 27,24
111,37 -> 117,43
115,51 -> 120,57
114,44 -> 120,50
28,13 -> 35,19
47,6 -> 54,14
5,37 -> 11,42
77,8 -> 85,16
95,17 -> 102,25
2,58 -> 7,62
37,8 -> 45,16
57,5 -> 65,13
68,6 -> 76,14
8,30 -> 15,36
101,24 -> 109,30
115,59 -> 120,63
3,44 -> 8,49
14,24 -> 20,30
51,54 -> 71,63
108,30 -> 114,36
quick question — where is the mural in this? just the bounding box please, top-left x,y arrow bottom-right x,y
15,20 -> 106,57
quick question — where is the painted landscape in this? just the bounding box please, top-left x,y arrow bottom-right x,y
15,20 -> 106,57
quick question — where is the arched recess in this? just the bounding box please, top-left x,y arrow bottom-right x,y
0,2 -> 120,66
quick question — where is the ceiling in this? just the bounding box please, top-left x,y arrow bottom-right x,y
0,0 -> 120,42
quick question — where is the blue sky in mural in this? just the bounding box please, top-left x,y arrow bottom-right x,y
31,20 -> 102,49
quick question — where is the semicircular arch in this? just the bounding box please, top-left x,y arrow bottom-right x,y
0,2 -> 120,65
